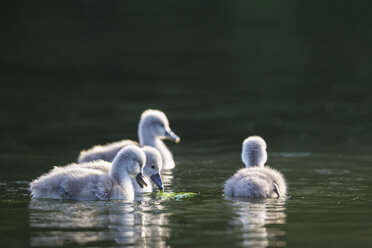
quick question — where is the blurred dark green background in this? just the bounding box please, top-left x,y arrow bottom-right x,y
0,0 -> 371,160
1,1 -> 372,248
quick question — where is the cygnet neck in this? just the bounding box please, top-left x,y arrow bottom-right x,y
110,156 -> 134,191
242,151 -> 267,168
138,127 -> 173,168
138,126 -> 156,146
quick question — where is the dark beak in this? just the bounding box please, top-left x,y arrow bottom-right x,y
150,173 -> 164,191
273,182 -> 281,198
135,172 -> 148,188
164,129 -> 180,143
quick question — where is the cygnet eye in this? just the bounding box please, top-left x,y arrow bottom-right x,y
160,124 -> 164,128
151,166 -> 155,169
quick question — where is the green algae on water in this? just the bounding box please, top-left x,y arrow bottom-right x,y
156,192 -> 197,200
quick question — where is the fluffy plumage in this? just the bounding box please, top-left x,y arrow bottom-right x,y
241,136 -> 267,167
224,136 -> 287,198
30,146 -> 146,201
77,109 -> 180,170
78,140 -> 138,163
66,146 -> 163,193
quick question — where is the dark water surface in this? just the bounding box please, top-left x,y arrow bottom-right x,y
1,1 -> 372,247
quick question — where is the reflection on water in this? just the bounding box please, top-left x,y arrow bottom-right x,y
6,151 -> 372,248
29,195 -> 171,247
29,165 -> 175,247
108,200 -> 171,247
161,170 -> 174,192
227,199 -> 286,247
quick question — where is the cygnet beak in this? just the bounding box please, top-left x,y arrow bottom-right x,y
164,129 -> 180,143
273,182 -> 281,198
150,173 -> 164,191
135,172 -> 148,188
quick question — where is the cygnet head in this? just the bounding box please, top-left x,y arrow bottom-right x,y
112,145 -> 148,188
142,146 -> 164,190
241,136 -> 268,168
138,109 -> 180,143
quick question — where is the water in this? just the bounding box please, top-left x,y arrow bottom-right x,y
1,0 -> 372,247
1,152 -> 372,247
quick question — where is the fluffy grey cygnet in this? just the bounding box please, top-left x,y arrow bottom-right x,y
77,109 -> 180,170
29,146 -> 147,201
66,146 -> 163,193
224,136 -> 287,198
